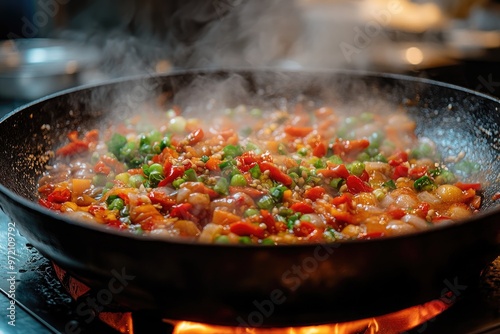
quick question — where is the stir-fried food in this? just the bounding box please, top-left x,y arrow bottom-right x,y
37,104 -> 482,244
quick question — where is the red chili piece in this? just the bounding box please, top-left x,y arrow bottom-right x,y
346,175 -> 373,194
293,221 -> 317,237
290,202 -> 315,214
229,221 -> 266,239
258,161 -> 292,186
260,210 -> 277,234
304,186 -> 326,201
47,188 -> 71,203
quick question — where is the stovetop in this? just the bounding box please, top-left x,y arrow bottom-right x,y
0,209 -> 498,334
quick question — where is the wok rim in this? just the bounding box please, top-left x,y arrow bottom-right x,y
0,67 -> 499,248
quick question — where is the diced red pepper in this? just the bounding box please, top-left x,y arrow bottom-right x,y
258,161 -> 292,186
332,139 -> 370,156
260,209 -> 277,234
408,165 -> 428,179
415,202 -> 430,219
185,128 -> 204,146
359,232 -> 385,240
101,155 -> 126,173
388,151 -> 408,166
229,186 -> 265,199
83,129 -> 99,143
312,141 -> 327,158
56,141 -> 88,156
38,198 -> 62,211
236,152 -> 259,172
158,163 -> 185,187
359,170 -> 370,182
290,202 -> 315,214
388,207 -> 406,219
317,164 -> 350,179
149,190 -> 176,210
205,157 -> 222,171
304,186 -> 326,201
346,175 -> 373,194
94,161 -> 112,175
170,203 -> 195,221
392,165 -> 409,180
331,194 -> 351,206
330,209 -> 355,224
47,188 -> 71,203
284,126 -> 313,137
293,221 -> 317,237
117,192 -> 130,205
229,221 -> 266,239
454,182 -> 481,191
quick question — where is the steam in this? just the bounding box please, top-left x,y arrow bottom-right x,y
49,0 -> 448,126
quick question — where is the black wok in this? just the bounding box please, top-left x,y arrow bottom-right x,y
0,69 -> 499,327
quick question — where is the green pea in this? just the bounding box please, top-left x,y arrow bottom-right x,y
244,208 -> 260,217
349,161 -> 365,176
128,174 -> 145,188
239,236 -> 253,244
230,174 -> 247,187
214,235 -> 230,244
172,178 -> 185,189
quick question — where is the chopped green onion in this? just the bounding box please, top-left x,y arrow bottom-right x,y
183,168 -> 198,182
249,164 -> 261,179
257,195 -> 275,210
223,144 -> 243,158
106,134 -> 127,157
330,178 -> 343,189
108,198 -> 125,211
214,177 -> 229,195
383,179 -> 396,190
414,176 -> 436,191
373,188 -> 386,201
160,136 -> 171,150
244,208 -> 260,217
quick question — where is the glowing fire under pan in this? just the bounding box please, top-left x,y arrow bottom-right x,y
0,69 -> 498,327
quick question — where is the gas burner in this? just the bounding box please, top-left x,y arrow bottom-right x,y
52,263 -> 450,333
0,207 -> 498,334
50,260 -> 500,334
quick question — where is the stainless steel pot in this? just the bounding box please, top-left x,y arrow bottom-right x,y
0,38 -> 100,100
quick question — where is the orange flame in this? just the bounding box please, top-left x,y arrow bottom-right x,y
168,299 -> 449,334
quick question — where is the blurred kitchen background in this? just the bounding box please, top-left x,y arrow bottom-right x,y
1,0 -> 500,113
